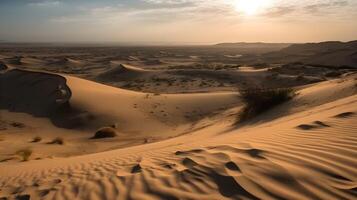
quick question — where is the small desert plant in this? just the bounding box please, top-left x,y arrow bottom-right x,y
238,87 -> 295,121
31,136 -> 42,143
0,62 -> 8,70
92,127 -> 117,139
48,137 -> 64,145
296,74 -> 306,81
11,122 -> 25,128
110,123 -> 119,129
16,148 -> 32,161
324,71 -> 342,78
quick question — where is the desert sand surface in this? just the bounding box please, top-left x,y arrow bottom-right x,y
0,43 -> 357,200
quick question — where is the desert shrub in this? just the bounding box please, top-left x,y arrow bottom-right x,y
324,71 -> 342,78
16,149 -> 32,161
0,62 -> 8,70
10,122 -> 25,128
92,127 -> 117,139
296,74 -> 306,81
266,72 -> 279,79
253,63 -> 270,68
31,136 -> 42,143
48,137 -> 64,145
110,123 -> 119,129
238,87 -> 295,121
131,164 -> 142,173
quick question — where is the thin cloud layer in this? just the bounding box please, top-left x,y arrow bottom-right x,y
28,0 -> 61,7
0,0 -> 356,43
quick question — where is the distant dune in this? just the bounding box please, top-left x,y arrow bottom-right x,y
280,40 -> 357,55
262,40 -> 357,68
47,57 -> 84,67
215,42 -> 291,47
214,42 -> 291,52
96,64 -> 149,81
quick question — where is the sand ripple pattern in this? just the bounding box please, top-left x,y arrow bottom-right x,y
0,110 -> 357,199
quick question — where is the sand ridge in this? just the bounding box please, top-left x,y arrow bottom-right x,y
0,68 -> 240,159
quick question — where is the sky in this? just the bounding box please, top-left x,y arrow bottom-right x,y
0,0 -> 356,44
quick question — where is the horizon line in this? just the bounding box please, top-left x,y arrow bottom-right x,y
0,40 -> 356,47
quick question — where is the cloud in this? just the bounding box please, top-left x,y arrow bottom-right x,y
304,0 -> 349,13
2,0 -> 356,43
28,0 -> 60,7
143,0 -> 192,4
264,6 -> 296,18
51,0 -> 236,24
50,0 -> 354,25
259,0 -> 350,18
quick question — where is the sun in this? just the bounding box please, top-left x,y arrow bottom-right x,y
233,0 -> 272,16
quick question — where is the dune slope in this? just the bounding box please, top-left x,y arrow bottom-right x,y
0,69 -> 239,158
0,72 -> 356,199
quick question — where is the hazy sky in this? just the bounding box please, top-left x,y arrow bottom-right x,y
0,0 -> 356,44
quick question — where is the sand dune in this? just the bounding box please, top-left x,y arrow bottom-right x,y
3,56 -> 23,66
93,62 -> 322,94
48,57 -> 83,66
20,57 -> 46,66
0,69 -> 71,115
0,67 -> 356,199
262,40 -> 357,68
96,64 -> 151,81
0,69 -> 91,129
68,71 -> 239,134
0,68 -> 239,158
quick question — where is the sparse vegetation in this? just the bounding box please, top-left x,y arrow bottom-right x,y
131,164 -> 142,173
0,62 -> 8,71
48,137 -> 64,145
324,71 -> 342,78
296,74 -> 305,81
10,122 -> 25,128
16,148 -> 32,161
92,127 -> 117,139
238,87 -> 296,121
31,136 -> 42,143
110,123 -> 119,129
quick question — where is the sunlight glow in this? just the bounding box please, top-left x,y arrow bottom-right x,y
233,0 -> 273,16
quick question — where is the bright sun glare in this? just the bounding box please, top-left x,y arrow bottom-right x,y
234,0 -> 273,16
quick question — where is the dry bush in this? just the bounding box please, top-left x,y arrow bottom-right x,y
92,127 -> 117,139
0,61 -> 8,71
10,122 -> 25,128
239,87 -> 295,121
31,136 -> 42,143
16,148 -> 32,161
48,137 -> 64,145
324,71 -> 342,78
